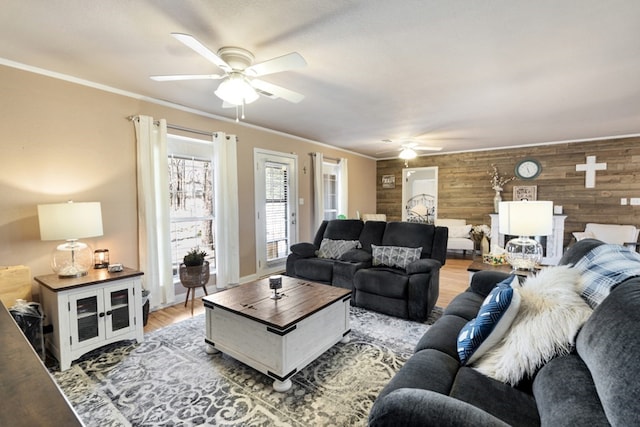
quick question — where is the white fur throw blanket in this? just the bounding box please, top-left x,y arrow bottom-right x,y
473,266 -> 593,385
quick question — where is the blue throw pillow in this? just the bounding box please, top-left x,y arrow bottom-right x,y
457,275 -> 521,365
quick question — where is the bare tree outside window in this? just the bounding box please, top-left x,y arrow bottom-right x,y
168,155 -> 215,273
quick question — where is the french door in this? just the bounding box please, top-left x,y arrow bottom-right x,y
254,149 -> 298,277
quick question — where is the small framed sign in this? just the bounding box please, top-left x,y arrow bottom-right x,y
513,185 -> 537,201
382,175 -> 395,189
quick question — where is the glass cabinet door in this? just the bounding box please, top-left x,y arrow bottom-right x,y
76,295 -> 99,342
109,288 -> 130,331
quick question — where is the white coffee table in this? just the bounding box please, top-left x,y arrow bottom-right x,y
203,276 -> 351,392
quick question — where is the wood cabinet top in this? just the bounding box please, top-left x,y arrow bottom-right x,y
35,267 -> 143,292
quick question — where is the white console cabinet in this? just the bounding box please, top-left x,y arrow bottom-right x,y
36,268 -> 144,371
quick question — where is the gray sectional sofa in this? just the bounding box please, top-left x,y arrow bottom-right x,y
285,219 -> 448,321
369,238 -> 640,426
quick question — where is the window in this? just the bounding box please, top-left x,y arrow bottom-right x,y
323,161 -> 340,220
264,161 -> 290,263
167,135 -> 215,274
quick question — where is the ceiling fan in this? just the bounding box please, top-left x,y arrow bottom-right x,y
151,33 -> 306,120
378,139 -> 443,160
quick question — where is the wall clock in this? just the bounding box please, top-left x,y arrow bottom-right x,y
515,159 -> 542,180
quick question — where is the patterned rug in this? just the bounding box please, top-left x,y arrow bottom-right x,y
51,306 -> 442,426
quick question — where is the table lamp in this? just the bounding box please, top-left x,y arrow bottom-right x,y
499,201 -> 553,270
37,201 -> 104,277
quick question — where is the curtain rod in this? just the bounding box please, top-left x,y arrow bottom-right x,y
310,152 -> 340,162
127,116 -> 214,137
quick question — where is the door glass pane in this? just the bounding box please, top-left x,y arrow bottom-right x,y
265,162 -> 289,263
76,296 -> 98,342
110,289 -> 130,331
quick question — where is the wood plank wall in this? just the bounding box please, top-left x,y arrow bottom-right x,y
376,136 -> 640,247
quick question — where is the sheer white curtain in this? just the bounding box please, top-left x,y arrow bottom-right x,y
213,132 -> 240,288
133,115 -> 175,308
312,152 -> 324,230
339,157 -> 349,217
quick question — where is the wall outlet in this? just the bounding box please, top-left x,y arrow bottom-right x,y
621,198 -> 628,205
630,198 -> 640,206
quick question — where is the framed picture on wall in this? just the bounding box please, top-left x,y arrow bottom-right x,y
513,185 -> 537,201
382,174 -> 395,189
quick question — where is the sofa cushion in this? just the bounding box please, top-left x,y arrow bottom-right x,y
372,244 -> 422,269
448,224 -> 472,238
415,314 -> 468,359
473,266 -> 592,385
376,349 -> 460,401
533,354 -> 610,427
443,291 -> 485,320
457,276 -> 521,365
317,238 -> 360,259
289,242 -> 317,258
323,218 -> 364,240
358,220 -> 386,252
338,248 -> 372,263
293,257 -> 334,283
576,279 -> 640,426
381,221 -> 437,259
354,267 -> 409,298
451,367 -> 540,427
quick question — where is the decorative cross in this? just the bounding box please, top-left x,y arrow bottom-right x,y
576,155 -> 607,188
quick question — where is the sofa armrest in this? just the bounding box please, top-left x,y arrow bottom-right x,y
406,258 -> 442,275
469,270 -> 512,297
339,248 -> 372,263
369,388 -> 510,427
290,242 -> 317,258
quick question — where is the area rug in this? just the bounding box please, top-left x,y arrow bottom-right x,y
51,306 -> 442,426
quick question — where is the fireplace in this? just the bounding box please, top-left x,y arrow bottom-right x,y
489,214 -> 567,265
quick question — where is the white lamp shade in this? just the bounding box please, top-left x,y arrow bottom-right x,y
399,148 -> 417,160
215,75 -> 259,105
499,201 -> 553,236
38,202 -> 104,241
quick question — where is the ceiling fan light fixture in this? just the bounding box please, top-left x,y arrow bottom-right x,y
399,148 -> 417,160
214,74 -> 259,106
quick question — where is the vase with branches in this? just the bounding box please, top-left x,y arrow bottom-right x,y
488,164 -> 515,212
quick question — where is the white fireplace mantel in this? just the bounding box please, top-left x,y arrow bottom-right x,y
489,214 -> 567,266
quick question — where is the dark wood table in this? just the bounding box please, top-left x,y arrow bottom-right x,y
203,276 -> 351,392
467,260 -> 539,281
0,302 -> 82,426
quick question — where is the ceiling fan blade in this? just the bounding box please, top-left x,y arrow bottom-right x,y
245,52 -> 306,77
171,33 -> 232,72
250,79 -> 305,103
150,74 -> 224,81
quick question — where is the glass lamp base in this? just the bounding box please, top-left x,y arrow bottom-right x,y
52,241 -> 93,278
505,237 -> 543,271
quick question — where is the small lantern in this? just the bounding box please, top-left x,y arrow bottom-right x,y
94,249 -> 110,269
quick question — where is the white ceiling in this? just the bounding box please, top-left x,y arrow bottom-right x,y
2,0 -> 639,158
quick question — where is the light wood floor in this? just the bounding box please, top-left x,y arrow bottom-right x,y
144,256 -> 472,334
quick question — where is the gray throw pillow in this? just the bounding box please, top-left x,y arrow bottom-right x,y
317,239 -> 361,259
371,244 -> 422,269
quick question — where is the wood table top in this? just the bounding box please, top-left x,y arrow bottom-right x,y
34,267 -> 143,292
0,302 -> 82,426
203,276 -> 351,331
467,260 -> 540,277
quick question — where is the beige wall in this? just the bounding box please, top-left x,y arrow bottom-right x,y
0,65 -> 376,295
